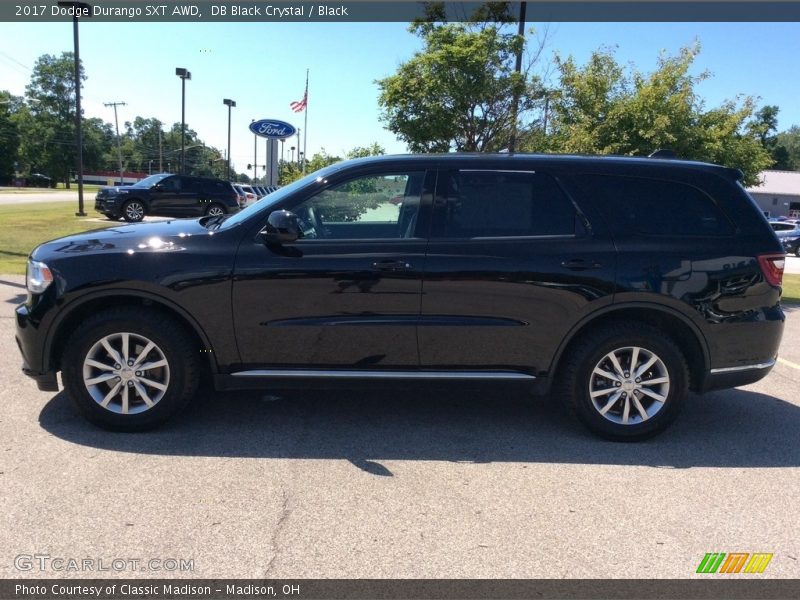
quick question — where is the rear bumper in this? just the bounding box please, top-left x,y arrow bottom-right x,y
701,360 -> 776,392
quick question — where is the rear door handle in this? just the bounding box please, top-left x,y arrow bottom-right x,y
372,259 -> 413,272
561,259 -> 603,271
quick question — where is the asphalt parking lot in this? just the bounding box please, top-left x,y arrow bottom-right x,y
1,275 -> 799,580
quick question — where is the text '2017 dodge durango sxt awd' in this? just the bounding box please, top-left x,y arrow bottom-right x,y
16,154 -> 786,440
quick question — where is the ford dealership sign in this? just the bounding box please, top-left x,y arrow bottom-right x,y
249,119 -> 296,139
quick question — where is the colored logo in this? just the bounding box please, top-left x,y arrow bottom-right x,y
696,552 -> 773,574
249,119 -> 296,139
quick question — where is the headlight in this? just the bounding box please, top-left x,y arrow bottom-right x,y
117,189 -> 129,194
26,259 -> 53,294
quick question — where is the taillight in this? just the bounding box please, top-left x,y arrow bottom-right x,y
757,253 -> 785,287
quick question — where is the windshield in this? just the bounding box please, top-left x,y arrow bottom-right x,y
220,163 -> 346,230
131,173 -> 172,188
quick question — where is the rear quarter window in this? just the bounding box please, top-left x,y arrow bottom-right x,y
573,174 -> 734,237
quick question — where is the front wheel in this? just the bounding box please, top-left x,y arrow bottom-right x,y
557,323 -> 689,441
62,308 -> 200,431
121,199 -> 145,222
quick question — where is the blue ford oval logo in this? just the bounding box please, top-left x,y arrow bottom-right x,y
249,119 -> 296,139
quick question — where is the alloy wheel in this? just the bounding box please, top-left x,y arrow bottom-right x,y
82,332 -> 170,414
588,346 -> 670,425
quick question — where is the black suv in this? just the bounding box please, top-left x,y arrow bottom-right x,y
17,154 -> 786,440
95,173 -> 240,222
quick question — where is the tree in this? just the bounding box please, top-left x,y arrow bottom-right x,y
528,44 -> 774,185
19,53 -> 85,187
772,125 -> 800,171
377,4 -> 543,152
0,91 -> 23,184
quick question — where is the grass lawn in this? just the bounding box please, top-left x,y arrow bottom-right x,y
783,273 -> 800,304
55,182 -> 103,192
0,202 -> 112,274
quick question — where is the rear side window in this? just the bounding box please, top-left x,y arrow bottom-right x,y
435,170 -> 576,238
576,174 -> 733,236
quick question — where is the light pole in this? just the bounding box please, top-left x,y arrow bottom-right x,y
290,146 -> 295,163
175,67 -> 191,174
104,100 -> 126,185
251,119 -> 258,185
57,1 -> 92,216
223,98 -> 236,180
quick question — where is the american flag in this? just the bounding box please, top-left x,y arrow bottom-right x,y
290,87 -> 307,113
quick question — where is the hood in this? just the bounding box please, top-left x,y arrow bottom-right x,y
31,218 -> 221,260
98,185 -> 136,193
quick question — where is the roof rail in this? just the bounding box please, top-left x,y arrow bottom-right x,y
648,149 -> 677,159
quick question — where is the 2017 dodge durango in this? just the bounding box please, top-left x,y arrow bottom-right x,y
16,154 -> 786,440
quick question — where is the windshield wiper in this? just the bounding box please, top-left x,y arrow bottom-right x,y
200,214 -> 230,230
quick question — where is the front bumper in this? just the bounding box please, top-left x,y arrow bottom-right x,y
15,303 -> 59,392
95,197 -> 121,215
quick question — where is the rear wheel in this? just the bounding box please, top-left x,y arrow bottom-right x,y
557,323 -> 689,441
205,203 -> 226,217
62,308 -> 200,431
121,199 -> 145,222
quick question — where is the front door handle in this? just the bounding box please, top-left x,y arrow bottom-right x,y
561,259 -> 603,271
372,259 -> 412,272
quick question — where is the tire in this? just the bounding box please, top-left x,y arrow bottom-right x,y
556,323 -> 689,441
61,307 -> 200,431
795,246 -> 800,258
121,199 -> 145,222
205,203 -> 226,217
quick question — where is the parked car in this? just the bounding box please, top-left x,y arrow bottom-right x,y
238,184 -> 258,207
17,153 -> 785,440
231,184 -> 247,208
782,235 -> 800,256
770,221 -> 800,233
94,173 -> 240,222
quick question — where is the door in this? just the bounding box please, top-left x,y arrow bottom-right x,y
148,175 -> 183,214
232,169 -> 434,369
418,168 -> 616,375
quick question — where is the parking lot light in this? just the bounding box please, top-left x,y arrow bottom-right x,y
175,68 -> 191,174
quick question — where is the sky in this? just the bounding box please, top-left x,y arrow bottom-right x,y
1,19 -> 799,176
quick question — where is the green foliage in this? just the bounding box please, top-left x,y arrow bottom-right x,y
377,13 -> 537,152
19,52 -> 84,187
525,44 -> 773,185
279,144 -> 385,186
772,126 -> 800,170
0,91 -> 23,183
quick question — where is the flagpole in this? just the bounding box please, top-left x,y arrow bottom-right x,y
302,69 -> 308,174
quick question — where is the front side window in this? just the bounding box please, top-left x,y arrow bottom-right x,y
291,172 -> 425,240
156,176 -> 181,192
434,170 -> 577,238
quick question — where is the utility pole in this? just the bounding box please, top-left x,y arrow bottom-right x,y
158,129 -> 163,172
508,1 -> 527,154
104,101 -> 127,186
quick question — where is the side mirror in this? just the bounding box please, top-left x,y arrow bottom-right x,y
260,210 -> 302,244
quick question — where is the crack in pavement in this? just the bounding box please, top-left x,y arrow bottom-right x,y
263,490 -> 292,578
